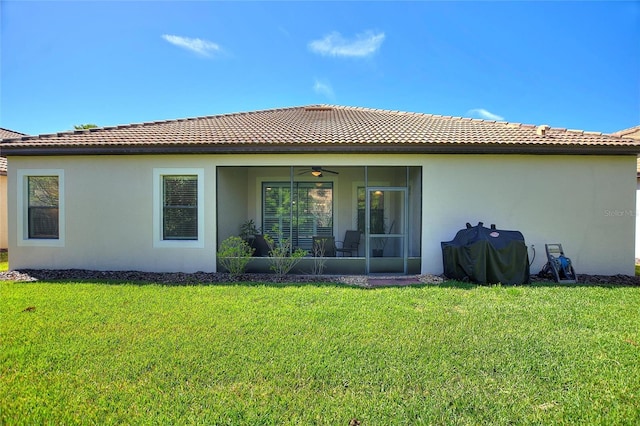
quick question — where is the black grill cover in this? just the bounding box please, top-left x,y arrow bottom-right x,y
441,223 -> 530,284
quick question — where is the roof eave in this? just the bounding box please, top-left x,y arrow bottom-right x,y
2,142 -> 640,156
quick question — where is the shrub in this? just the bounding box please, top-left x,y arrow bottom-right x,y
217,236 -> 254,277
311,238 -> 330,275
239,219 -> 261,241
264,232 -> 307,277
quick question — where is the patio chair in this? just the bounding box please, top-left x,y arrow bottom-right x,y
312,236 -> 336,257
336,230 -> 361,257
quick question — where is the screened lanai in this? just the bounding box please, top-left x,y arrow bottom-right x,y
216,166 -> 422,274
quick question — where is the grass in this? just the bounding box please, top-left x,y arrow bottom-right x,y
1,279 -> 639,425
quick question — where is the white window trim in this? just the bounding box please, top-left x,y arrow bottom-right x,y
17,169 -> 65,247
153,168 -> 205,249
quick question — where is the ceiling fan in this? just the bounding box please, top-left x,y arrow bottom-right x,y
297,166 -> 339,178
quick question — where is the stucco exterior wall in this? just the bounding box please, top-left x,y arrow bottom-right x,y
422,155 -> 636,276
7,153 -> 636,275
0,175 -> 7,250
8,156 -> 218,272
624,133 -> 640,260
636,179 -> 640,259
216,167 -> 249,244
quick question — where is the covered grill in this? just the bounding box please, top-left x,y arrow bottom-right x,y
441,222 -> 530,285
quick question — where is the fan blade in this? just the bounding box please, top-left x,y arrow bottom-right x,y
323,169 -> 339,174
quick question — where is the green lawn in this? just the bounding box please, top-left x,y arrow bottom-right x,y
1,280 -> 639,425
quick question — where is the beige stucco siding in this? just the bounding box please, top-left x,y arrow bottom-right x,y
8,156 -> 218,272
636,179 -> 640,259
423,155 -> 636,276
7,153 -> 636,275
0,175 -> 7,250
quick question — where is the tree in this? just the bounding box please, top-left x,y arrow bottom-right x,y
73,124 -> 98,130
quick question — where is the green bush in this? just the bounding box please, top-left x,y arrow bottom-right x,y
0,252 -> 7,272
217,236 -> 254,277
264,233 -> 307,277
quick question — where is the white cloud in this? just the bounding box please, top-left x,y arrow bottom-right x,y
162,34 -> 221,57
467,108 -> 504,121
313,79 -> 335,99
309,31 -> 385,58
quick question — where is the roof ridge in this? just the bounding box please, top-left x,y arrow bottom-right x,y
0,128 -> 28,142
321,105 -> 578,132
0,127 -> 27,135
18,105 -> 312,139
611,124 -> 640,137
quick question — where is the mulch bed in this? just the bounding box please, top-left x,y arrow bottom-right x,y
1,269 -> 639,287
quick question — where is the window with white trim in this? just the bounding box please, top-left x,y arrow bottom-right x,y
17,169 -> 65,247
28,176 -> 59,239
162,175 -> 198,240
153,168 -> 204,248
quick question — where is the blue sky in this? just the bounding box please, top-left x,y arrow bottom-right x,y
1,1 -> 638,136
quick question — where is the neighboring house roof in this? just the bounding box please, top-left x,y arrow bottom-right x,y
2,105 -> 640,156
612,125 -> 640,140
610,125 -> 640,176
0,128 -> 26,140
0,128 -> 27,175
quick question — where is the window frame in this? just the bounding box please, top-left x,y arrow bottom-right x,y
153,168 -> 205,248
262,181 -> 333,251
17,169 -> 65,247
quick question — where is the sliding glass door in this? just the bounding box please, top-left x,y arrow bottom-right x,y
262,181 -> 333,251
